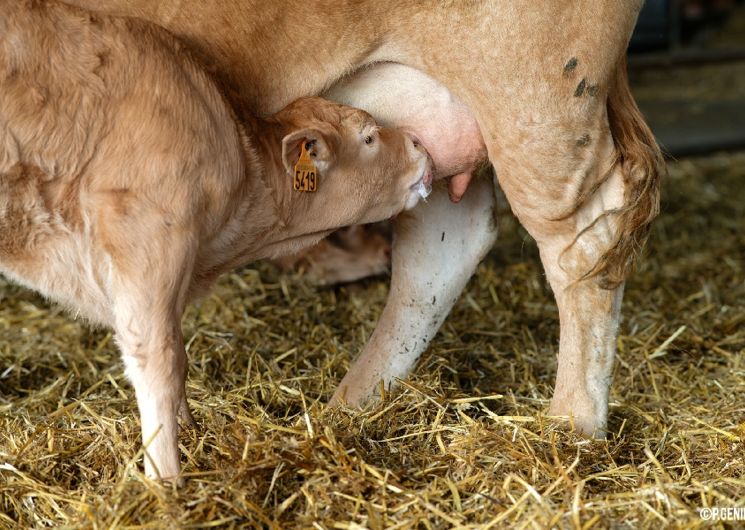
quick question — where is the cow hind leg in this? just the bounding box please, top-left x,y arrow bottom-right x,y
539,198 -> 627,438
494,109 -> 660,437
488,147 -> 629,437
330,171 -> 498,406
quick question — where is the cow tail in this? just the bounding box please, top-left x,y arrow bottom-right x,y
580,55 -> 665,289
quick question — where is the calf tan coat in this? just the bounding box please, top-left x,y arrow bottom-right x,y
0,0 -> 431,480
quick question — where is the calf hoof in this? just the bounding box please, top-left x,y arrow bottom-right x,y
151,473 -> 185,488
143,452 -> 183,486
144,465 -> 185,487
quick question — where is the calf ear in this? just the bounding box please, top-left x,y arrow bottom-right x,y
281,129 -> 332,175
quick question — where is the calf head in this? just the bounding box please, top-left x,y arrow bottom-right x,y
275,97 -> 432,229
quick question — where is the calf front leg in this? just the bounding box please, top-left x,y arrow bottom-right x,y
330,172 -> 497,406
115,306 -> 186,482
102,208 -> 195,482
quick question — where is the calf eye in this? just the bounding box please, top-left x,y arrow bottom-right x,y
364,135 -> 374,145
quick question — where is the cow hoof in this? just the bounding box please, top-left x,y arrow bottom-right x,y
549,399 -> 607,439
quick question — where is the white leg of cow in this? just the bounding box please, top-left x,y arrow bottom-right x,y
330,172 -> 497,406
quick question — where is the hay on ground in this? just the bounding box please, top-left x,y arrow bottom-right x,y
1,148 -> 743,528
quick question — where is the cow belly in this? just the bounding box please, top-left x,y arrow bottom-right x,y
324,63 -> 486,180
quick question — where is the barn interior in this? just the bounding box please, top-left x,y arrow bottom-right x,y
1,1 -> 744,527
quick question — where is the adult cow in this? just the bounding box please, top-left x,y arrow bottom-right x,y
64,0 -> 663,437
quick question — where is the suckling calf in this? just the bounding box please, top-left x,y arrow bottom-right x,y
0,0 -> 431,481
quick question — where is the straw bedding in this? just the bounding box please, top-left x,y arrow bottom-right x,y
1,145 -> 743,528
3,6 -> 745,519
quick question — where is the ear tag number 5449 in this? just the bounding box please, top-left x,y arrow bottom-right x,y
293,142 -> 317,192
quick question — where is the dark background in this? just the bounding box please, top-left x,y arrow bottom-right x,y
629,0 -> 745,155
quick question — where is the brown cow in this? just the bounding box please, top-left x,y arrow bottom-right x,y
0,0 -> 432,481
61,1 -> 663,440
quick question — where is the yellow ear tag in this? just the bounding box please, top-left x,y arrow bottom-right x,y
293,142 -> 318,192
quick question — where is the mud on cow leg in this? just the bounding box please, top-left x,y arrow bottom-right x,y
330,171 -> 498,407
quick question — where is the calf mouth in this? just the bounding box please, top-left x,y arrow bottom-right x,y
410,157 -> 433,200
411,174 -> 432,200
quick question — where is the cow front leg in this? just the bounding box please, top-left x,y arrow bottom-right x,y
330,172 -> 497,406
